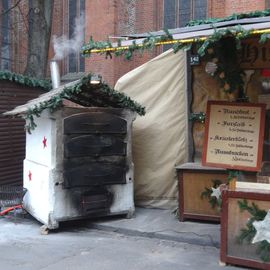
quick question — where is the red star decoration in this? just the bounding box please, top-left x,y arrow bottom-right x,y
28,171 -> 32,181
42,136 -> 47,148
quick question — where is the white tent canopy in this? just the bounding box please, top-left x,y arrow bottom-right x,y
115,49 -> 187,209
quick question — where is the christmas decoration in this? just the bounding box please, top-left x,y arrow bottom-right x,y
252,210 -> 270,244
201,179 -> 225,209
189,112 -> 205,123
261,69 -> 270,91
23,74 -> 145,133
237,200 -> 270,262
0,70 -> 51,90
211,186 -> 221,199
28,171 -> 32,181
227,170 -> 240,181
205,61 -> 217,76
81,28 -> 174,60
202,36 -> 246,97
201,171 -> 238,210
42,136 -> 47,148
80,10 -> 270,99
81,7 -> 270,61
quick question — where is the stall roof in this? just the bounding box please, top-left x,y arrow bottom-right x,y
4,74 -> 145,117
114,19 -> 270,47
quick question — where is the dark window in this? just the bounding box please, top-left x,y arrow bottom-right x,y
163,0 -> 207,51
67,0 -> 85,73
178,0 -> 191,27
164,0 -> 207,28
164,0 -> 177,29
1,0 -> 11,70
193,0 -> 207,20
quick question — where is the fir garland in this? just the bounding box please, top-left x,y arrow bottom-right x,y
227,170 -> 240,181
201,179 -> 223,209
23,74 -> 145,133
81,29 -> 173,60
81,26 -> 253,98
200,171 -> 240,210
237,199 -> 270,262
189,112 -> 205,123
196,27 -> 251,96
195,26 -> 252,57
0,70 -> 51,90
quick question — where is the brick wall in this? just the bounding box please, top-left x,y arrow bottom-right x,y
225,0 -> 265,15
208,0 -> 266,18
208,0 -> 226,18
84,0 -> 163,86
10,1 -> 29,74
5,0 -> 270,85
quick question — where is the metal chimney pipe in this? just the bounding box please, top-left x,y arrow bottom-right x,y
50,60 -> 60,89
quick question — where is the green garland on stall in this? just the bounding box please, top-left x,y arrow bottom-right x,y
81,29 -> 173,60
0,70 -> 51,90
237,200 -> 270,262
24,74 -> 145,133
81,25 -> 255,97
80,10 -> 270,101
227,170 -> 240,181
198,26 -> 253,96
189,112 -> 205,123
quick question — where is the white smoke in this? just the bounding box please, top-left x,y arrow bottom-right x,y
52,13 -> 85,60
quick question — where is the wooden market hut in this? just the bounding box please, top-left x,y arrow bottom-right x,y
81,12 -> 270,208
81,10 -> 270,268
0,71 -> 50,186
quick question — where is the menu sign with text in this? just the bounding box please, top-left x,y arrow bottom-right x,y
202,101 -> 266,171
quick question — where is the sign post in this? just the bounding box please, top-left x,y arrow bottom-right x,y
202,101 -> 266,171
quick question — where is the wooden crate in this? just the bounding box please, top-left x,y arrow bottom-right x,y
221,190 -> 270,270
177,163 -> 228,222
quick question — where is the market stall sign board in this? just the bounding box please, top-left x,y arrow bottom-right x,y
239,38 -> 270,69
202,101 -> 266,171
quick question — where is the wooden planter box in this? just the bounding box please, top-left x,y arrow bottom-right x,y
177,163 -> 228,222
221,190 -> 270,270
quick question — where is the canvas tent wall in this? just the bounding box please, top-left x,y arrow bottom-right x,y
115,49 -> 187,209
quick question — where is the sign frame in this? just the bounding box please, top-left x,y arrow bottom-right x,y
202,101 -> 266,172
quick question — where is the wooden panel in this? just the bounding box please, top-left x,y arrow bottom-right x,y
221,191 -> 270,269
64,134 -> 126,157
179,168 -> 257,221
64,162 -> 126,188
0,81 -> 45,186
182,171 -> 228,217
64,112 -> 127,134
